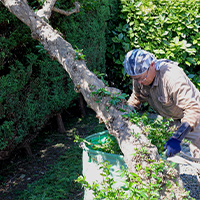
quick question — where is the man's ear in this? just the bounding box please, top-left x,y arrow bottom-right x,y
150,61 -> 155,68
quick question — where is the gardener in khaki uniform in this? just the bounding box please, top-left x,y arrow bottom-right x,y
123,49 -> 200,158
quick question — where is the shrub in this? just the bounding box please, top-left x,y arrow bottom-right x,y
106,0 -> 200,92
0,0 -> 119,158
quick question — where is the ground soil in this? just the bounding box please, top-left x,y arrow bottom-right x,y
0,106 -> 93,200
0,138 -> 72,200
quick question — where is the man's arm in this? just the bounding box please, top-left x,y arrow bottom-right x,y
164,70 -> 200,157
127,80 -> 143,110
127,92 -> 141,110
170,74 -> 200,130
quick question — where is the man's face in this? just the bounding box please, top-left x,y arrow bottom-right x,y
130,61 -> 155,86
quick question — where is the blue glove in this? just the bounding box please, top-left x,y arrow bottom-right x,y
163,122 -> 192,157
163,137 -> 181,157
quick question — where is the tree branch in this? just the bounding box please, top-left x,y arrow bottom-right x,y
36,0 -> 57,20
36,0 -> 80,20
52,1 -> 80,16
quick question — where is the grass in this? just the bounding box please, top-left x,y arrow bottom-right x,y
10,108 -> 106,200
18,146 -> 83,200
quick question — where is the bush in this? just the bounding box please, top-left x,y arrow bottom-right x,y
0,51 -> 78,152
0,0 -> 119,158
50,0 -> 119,72
106,0 -> 200,92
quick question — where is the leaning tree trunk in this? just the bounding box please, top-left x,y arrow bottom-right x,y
1,0 -> 188,198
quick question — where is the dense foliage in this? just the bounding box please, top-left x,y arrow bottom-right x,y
106,0 -> 200,92
0,0 -> 118,158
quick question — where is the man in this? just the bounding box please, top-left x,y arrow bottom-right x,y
123,49 -> 200,158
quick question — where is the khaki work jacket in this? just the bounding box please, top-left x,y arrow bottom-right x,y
127,63 -> 200,130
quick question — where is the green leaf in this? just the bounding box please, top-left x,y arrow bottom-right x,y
129,21 -> 134,26
115,59 -> 122,64
186,57 -> 196,65
112,36 -> 120,43
186,24 -> 194,29
118,33 -> 124,40
186,48 -> 196,54
185,61 -> 191,66
153,49 -> 165,54
193,40 -> 198,45
122,24 -> 129,31
161,31 -> 169,36
122,42 -> 129,52
187,74 -> 195,79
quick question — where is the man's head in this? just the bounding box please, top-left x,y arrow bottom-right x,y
123,49 -> 156,85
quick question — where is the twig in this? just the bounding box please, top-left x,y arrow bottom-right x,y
53,1 -> 80,16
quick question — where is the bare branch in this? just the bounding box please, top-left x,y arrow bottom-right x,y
36,0 -> 80,20
53,1 -> 80,16
36,0 -> 57,20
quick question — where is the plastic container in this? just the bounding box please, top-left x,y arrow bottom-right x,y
82,130 -> 127,200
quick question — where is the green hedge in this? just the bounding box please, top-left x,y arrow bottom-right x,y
0,0 -> 119,158
0,53 -> 77,148
106,0 -> 200,92
51,0 -> 119,72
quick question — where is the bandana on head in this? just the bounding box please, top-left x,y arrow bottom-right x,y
123,49 -> 178,76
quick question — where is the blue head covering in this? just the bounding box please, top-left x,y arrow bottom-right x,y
123,49 -> 178,76
123,49 -> 156,76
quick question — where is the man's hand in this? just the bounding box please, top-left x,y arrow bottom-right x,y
163,137 -> 181,157
164,122 -> 192,157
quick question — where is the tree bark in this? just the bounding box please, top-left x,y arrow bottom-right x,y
56,112 -> 66,133
79,93 -> 86,117
1,0 -> 188,198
